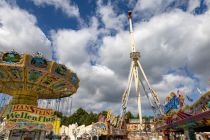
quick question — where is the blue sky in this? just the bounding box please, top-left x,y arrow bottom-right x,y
0,0 -> 210,116
16,0 -> 86,33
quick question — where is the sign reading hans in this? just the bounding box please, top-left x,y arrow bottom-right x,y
164,92 -> 180,114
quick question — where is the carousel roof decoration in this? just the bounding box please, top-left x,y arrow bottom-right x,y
1,49 -> 23,64
155,91 -> 210,130
0,50 -> 80,105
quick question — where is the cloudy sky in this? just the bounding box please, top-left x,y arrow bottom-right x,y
0,0 -> 210,116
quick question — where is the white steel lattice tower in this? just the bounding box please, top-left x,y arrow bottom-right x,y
120,11 -> 164,129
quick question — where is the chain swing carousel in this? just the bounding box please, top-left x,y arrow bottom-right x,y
0,50 -> 79,140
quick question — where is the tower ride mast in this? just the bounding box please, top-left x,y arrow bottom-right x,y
120,11 -> 164,129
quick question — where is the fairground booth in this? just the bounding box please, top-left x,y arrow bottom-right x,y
92,110 -> 127,140
0,50 -> 79,140
92,110 -> 155,139
155,91 -> 210,140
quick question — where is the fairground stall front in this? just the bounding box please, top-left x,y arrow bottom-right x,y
92,110 -> 157,139
127,118 -> 156,139
92,110 -> 127,140
155,91 -> 210,140
0,50 -> 79,140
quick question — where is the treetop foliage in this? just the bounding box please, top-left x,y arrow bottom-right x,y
60,108 -> 153,126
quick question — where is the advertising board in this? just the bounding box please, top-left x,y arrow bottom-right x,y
4,104 -> 56,131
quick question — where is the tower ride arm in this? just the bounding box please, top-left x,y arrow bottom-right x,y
137,61 -> 164,115
121,63 -> 134,127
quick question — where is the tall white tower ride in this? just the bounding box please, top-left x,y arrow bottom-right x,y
120,11 -> 164,129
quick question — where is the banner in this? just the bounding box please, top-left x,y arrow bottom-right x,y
127,124 -> 140,131
11,104 -> 54,116
5,121 -> 54,132
6,104 -> 55,123
4,104 -> 56,131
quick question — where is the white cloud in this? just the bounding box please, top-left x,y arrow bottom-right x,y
52,29 -> 92,66
99,31 -> 130,76
0,1 -> 52,58
96,1 -> 127,32
205,0 -> 210,7
71,64 -> 124,112
136,0 -> 164,10
133,0 -> 201,18
153,74 -> 195,96
51,19 -> 98,69
188,0 -> 200,12
31,0 -> 79,18
133,0 -> 172,16
135,10 -> 210,87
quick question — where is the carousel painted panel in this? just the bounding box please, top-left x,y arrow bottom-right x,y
52,82 -> 66,90
53,82 -> 73,91
53,82 -> 76,94
35,86 -> 52,98
0,67 -> 9,81
7,66 -> 24,81
28,53 -> 51,71
27,68 -> 44,83
41,75 -> 59,87
70,73 -> 79,86
52,63 -> 69,77
0,50 -> 24,64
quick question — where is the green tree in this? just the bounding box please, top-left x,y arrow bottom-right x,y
60,108 -> 153,127
99,110 -> 108,117
61,116 -> 69,126
54,111 -> 63,118
61,108 -> 98,126
125,111 -> 134,123
125,111 -> 134,119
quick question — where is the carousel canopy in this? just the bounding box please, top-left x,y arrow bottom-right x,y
0,50 -> 79,105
